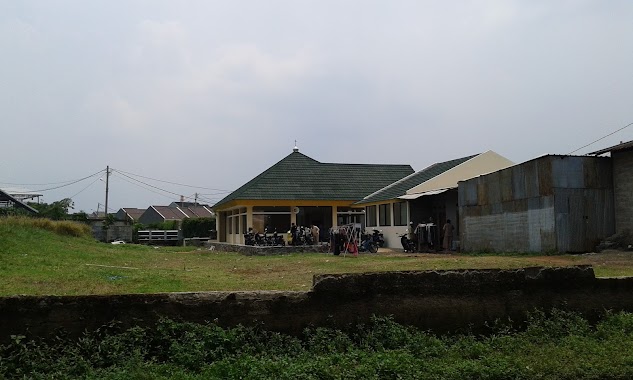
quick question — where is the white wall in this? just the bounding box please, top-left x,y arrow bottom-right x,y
407,151 -> 514,194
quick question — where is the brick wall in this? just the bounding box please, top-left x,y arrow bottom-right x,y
461,204 -> 556,252
613,150 -> 633,235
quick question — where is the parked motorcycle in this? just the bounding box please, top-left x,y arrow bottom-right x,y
359,233 -> 378,253
399,233 -> 416,253
272,230 -> 285,246
262,228 -> 285,246
244,231 -> 256,246
372,229 -> 385,247
293,226 -> 314,246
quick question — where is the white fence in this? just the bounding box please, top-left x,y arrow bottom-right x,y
137,230 -> 179,243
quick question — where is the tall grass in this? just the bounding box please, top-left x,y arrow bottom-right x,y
0,216 -> 92,238
2,310 -> 633,379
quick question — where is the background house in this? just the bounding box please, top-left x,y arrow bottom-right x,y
115,208 -> 145,224
355,151 -> 514,248
458,155 -> 614,253
138,204 -> 214,226
139,206 -> 183,225
0,189 -> 39,215
212,148 -> 414,244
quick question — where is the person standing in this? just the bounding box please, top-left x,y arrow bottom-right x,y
290,223 -> 297,246
443,219 -> 454,252
311,224 -> 320,244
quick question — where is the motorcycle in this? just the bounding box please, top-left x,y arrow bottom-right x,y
244,231 -> 256,246
372,229 -> 385,247
262,228 -> 285,246
399,233 -> 416,253
359,233 -> 378,253
293,226 -> 314,246
272,230 -> 285,246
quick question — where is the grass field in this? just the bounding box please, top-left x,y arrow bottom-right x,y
1,217 -> 632,296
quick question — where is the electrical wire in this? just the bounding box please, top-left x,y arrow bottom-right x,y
112,168 -> 230,192
68,176 -> 102,200
0,169 -> 106,187
109,172 -> 184,202
568,121 -> 633,155
30,170 -> 106,192
196,195 -> 221,204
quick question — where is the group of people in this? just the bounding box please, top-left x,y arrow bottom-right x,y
406,218 -> 454,252
290,223 -> 320,246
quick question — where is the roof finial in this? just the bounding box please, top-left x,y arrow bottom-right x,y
293,140 -> 299,152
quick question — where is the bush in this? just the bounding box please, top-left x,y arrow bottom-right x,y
0,216 -> 91,238
3,311 -> 633,379
181,218 -> 215,238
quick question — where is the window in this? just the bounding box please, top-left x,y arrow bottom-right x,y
366,205 -> 377,227
337,207 -> 365,227
227,208 -> 247,235
252,206 -> 291,233
379,203 -> 391,226
393,201 -> 407,226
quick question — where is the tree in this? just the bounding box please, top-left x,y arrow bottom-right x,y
28,198 -> 74,220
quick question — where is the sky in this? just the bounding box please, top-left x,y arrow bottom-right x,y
1,0 -> 632,213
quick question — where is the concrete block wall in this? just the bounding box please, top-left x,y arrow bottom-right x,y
613,150 -> 633,235
461,202 -> 556,252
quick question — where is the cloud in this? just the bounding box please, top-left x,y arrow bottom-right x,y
0,17 -> 39,49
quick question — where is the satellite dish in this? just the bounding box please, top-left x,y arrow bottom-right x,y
293,207 -> 300,214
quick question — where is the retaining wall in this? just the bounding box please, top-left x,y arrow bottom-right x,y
2,266 -> 633,343
205,242 -> 330,255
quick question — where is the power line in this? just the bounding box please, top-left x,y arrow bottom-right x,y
68,176 -> 102,200
112,168 -> 230,192
110,171 -> 184,201
568,121 -> 633,155
0,169 -> 106,188
30,170 -> 106,192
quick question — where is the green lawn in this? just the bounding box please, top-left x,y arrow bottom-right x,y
1,218 -> 632,296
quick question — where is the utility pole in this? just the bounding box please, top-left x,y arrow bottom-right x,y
195,192 -> 198,206
104,166 -> 110,218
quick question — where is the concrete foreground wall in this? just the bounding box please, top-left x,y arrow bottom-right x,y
2,266 -> 633,343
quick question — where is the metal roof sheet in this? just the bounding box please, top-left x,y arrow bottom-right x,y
397,188 -> 450,200
589,139 -> 633,155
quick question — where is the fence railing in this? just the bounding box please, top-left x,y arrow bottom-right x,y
137,230 -> 179,242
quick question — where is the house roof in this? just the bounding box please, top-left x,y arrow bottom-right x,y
0,189 -> 39,214
213,150 -> 414,209
151,206 -> 188,221
0,187 -> 42,201
589,139 -> 633,156
181,206 -> 214,218
355,154 -> 477,205
119,208 -> 145,221
169,201 -> 211,208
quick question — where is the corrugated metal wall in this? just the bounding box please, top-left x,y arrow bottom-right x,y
459,155 -> 614,253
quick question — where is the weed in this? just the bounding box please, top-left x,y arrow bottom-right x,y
3,311 -> 633,379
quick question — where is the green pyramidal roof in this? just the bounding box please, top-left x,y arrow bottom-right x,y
355,154 -> 478,205
213,151 -> 414,209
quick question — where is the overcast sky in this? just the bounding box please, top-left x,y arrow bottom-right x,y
1,0 -> 632,213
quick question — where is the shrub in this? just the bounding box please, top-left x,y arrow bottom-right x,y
182,218 -> 215,238
0,216 -> 91,238
3,311 -> 633,379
